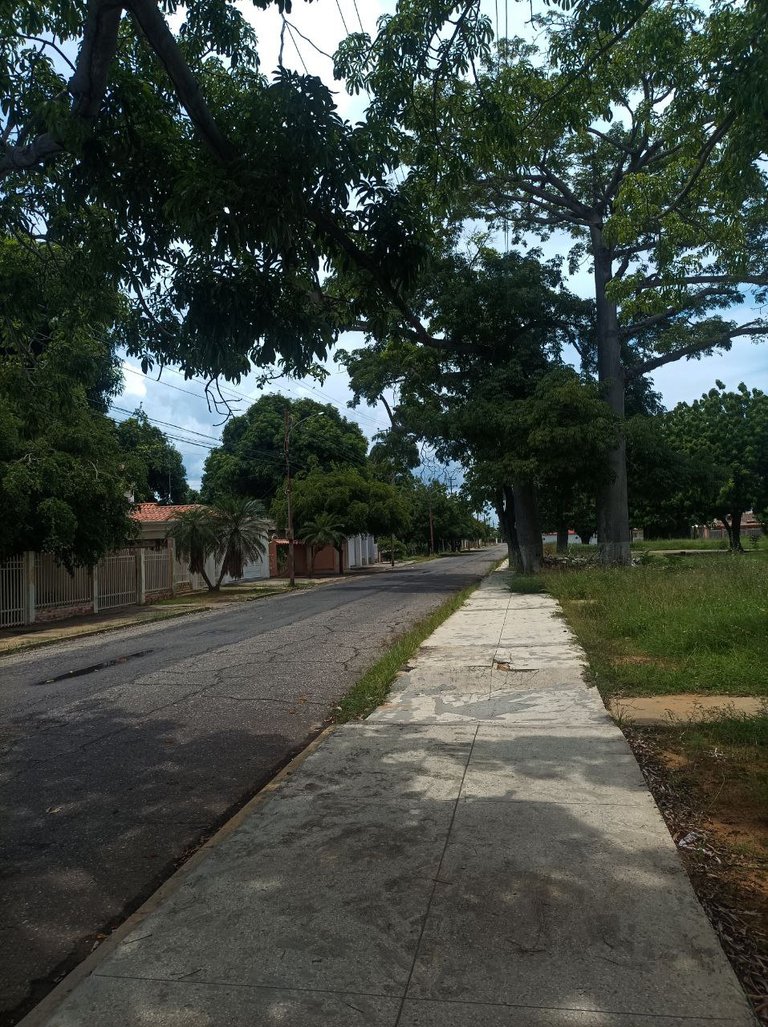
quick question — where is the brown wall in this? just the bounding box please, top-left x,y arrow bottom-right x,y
269,542 -> 339,578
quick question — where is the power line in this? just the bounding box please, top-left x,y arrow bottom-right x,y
123,357 -> 392,437
284,21 -> 309,75
124,360 -> 388,432
351,0 -> 365,33
334,0 -> 350,36
110,405 -> 223,445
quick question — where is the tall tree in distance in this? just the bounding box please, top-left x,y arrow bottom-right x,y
115,410 -> 190,503
200,394 -> 368,508
665,382 -> 768,550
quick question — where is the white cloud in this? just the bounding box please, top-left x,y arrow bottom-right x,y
121,361 -> 147,398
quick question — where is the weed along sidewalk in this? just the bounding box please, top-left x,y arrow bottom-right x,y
23,568 -> 757,1027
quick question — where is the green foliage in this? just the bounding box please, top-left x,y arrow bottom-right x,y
404,480 -> 483,552
115,409 -> 189,503
0,1 -> 433,382
300,512 -> 346,551
167,497 -> 268,589
0,238 -> 135,565
212,496 -> 269,582
626,414 -> 720,539
274,466 -> 411,541
665,382 -> 768,541
167,507 -> 219,583
546,556 -> 768,697
200,394 -> 368,507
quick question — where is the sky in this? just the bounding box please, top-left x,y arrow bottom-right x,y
116,0 -> 768,490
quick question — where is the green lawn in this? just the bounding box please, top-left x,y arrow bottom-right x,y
544,554 -> 768,697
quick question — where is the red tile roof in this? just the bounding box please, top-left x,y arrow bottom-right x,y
130,503 -> 204,523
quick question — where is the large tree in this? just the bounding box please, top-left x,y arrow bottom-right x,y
342,247 -> 614,572
0,238 -> 137,565
664,382 -> 768,550
0,1 -> 434,386
338,0 -> 768,564
272,465 -> 411,550
200,394 -> 368,506
115,409 -> 190,503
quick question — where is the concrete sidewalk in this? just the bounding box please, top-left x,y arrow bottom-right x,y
24,569 -> 756,1026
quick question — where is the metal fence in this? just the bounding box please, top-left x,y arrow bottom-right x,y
98,550 -> 138,611
0,555 -> 25,628
145,549 -> 172,595
35,553 -> 92,613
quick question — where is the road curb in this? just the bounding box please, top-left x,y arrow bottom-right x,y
17,725 -> 336,1027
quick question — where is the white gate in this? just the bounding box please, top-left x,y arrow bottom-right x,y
0,555 -> 25,628
98,550 -> 137,610
145,549 -> 172,595
35,554 -> 92,614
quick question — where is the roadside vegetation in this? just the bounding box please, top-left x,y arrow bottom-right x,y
544,554 -> 768,698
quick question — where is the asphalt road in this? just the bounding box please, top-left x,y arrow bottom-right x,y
0,547 -> 504,1024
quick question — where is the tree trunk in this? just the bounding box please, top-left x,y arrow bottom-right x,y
556,522 -> 569,555
591,231 -> 631,566
496,486 -> 522,572
337,544 -> 345,574
730,511 -> 744,552
514,480 -> 542,575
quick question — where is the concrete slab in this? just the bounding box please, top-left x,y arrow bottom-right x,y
416,645 -> 495,668
499,613 -> 575,646
462,728 -> 653,805
407,798 -> 752,1020
369,691 -> 613,730
425,624 -> 506,647
608,693 -> 768,727
489,668 -> 588,691
399,1001 -> 755,1026
390,667 -> 495,697
45,977 -> 400,1027
274,722 -> 474,804
494,644 -> 587,670
87,792 -> 452,997
506,593 -> 562,608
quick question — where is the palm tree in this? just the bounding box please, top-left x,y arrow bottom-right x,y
300,513 -> 346,576
167,499 -> 269,591
166,507 -> 219,590
212,497 -> 269,587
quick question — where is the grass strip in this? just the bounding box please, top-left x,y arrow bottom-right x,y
333,580 -> 481,723
543,556 -> 768,698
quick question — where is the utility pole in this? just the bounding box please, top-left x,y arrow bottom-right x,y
284,408 -> 295,587
428,486 -> 435,555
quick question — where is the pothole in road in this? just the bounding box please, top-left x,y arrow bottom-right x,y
33,650 -> 156,686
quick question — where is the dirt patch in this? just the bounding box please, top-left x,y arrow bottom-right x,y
610,694 -> 767,726
627,728 -> 768,1023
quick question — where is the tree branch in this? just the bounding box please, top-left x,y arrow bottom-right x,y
627,322 -> 767,378
634,272 -> 768,293
619,286 -> 737,338
662,113 -> 736,217
127,0 -> 236,161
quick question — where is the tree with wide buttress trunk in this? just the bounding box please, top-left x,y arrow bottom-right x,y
340,249 -> 616,575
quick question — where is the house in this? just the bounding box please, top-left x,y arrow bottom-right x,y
269,533 -> 379,578
131,503 -> 271,587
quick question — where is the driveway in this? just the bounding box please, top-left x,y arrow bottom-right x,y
0,548 -> 504,1024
